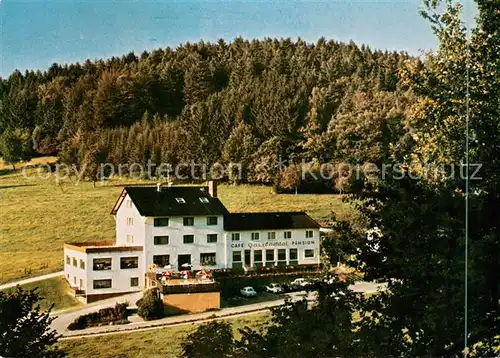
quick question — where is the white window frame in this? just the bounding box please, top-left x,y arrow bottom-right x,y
232,251 -> 242,262
126,217 -> 134,226
251,232 -> 260,241
207,216 -> 218,225
176,197 -> 186,203
231,233 -> 240,241
306,230 -> 314,238
304,249 -> 315,258
130,277 -> 139,287
207,234 -> 218,243
268,232 -> 276,240
284,231 -> 292,239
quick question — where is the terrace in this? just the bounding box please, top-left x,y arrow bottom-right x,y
64,241 -> 143,253
146,272 -> 219,295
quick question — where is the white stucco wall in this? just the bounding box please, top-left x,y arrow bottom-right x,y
225,228 -> 320,268
85,249 -> 144,296
64,248 -> 88,290
115,194 -> 146,247
144,215 -> 227,271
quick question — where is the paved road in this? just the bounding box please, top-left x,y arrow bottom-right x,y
0,271 -> 64,290
57,291 -> 313,338
53,281 -> 387,338
50,291 -> 143,333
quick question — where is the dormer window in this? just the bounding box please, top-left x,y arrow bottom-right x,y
199,197 -> 209,203
176,198 -> 186,204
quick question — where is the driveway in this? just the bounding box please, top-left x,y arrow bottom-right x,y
0,271 -> 64,290
50,291 -> 142,334
53,281 -> 387,338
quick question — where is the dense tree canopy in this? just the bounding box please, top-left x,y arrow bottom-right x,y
179,1 -> 499,356
0,287 -> 64,358
0,37 -> 412,189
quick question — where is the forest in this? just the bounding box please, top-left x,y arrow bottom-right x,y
0,37 -> 414,191
0,0 -> 498,357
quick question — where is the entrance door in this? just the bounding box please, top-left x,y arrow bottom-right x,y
244,250 -> 251,266
178,254 -> 191,271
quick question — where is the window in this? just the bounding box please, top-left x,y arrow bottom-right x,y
130,277 -> 139,287
305,249 -> 315,258
253,250 -> 263,262
126,199 -> 132,208
126,235 -> 134,244
80,259 -> 85,270
183,217 -> 194,226
93,279 -> 112,289
284,231 -> 292,239
232,251 -> 242,262
120,256 -> 138,269
199,197 -> 209,203
154,217 -> 169,227
268,232 -> 276,240
93,258 -> 112,271
289,248 -> 298,260
73,276 -> 76,285
126,217 -> 134,226
153,255 -> 170,267
66,256 -> 70,265
183,235 -> 194,244
154,236 -> 169,245
200,253 -> 216,266
231,233 -> 240,241
266,249 -> 274,262
278,249 -> 286,261
306,230 -> 314,238
251,232 -> 260,241
207,234 -> 218,243
72,258 -> 77,267
207,216 -> 218,225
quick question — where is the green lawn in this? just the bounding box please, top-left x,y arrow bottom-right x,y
58,311 -> 271,358
2,276 -> 81,312
0,158 -> 352,284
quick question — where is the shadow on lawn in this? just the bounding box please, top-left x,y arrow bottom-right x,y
0,184 -> 36,190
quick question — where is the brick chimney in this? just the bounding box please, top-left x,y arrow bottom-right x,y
208,180 -> 217,198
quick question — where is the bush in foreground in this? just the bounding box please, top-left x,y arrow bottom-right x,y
136,288 -> 164,320
67,302 -> 129,330
181,321 -> 235,358
0,286 -> 64,357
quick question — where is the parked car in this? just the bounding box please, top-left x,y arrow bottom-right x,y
290,278 -> 311,290
240,286 -> 257,297
264,283 -> 283,294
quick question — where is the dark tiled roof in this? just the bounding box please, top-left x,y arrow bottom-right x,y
123,186 -> 229,217
224,212 -> 321,231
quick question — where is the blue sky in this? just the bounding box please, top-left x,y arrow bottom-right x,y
0,0 -> 476,77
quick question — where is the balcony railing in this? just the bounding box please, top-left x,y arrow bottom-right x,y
161,282 -> 219,295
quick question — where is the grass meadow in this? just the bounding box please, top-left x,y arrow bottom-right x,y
2,276 -> 82,312
58,311 -> 271,358
0,157 -> 352,284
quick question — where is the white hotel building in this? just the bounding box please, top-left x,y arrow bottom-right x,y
64,182 -> 321,302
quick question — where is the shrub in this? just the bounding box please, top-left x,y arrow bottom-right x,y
136,288 -> 164,320
181,321 -> 234,357
67,302 -> 130,330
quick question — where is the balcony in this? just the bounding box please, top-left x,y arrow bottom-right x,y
161,281 -> 219,295
146,272 -> 219,295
